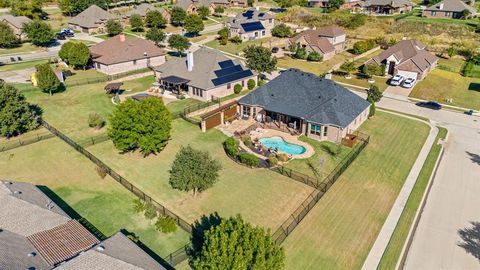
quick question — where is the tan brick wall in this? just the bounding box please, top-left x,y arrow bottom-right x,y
95,55 -> 166,75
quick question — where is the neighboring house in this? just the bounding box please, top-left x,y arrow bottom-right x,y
365,39 -> 438,80
90,34 -> 166,75
176,0 -> 247,14
287,25 -> 346,60
423,0 -> 477,18
224,8 -> 275,41
0,180 -> 166,270
68,4 -> 119,34
238,69 -> 371,143
308,0 -> 363,9
124,3 -> 171,21
0,15 -> 31,40
353,0 -> 413,14
153,47 -> 256,101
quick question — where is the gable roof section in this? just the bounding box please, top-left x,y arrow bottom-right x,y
289,27 -> 341,54
227,8 -> 273,30
239,69 -> 370,128
315,25 -> 345,37
361,0 -> 412,7
127,3 -> 157,16
90,35 -> 166,65
69,5 -> 116,28
154,47 -> 254,90
0,229 -> 51,270
0,15 -> 31,29
240,21 -> 265,32
425,0 -> 477,13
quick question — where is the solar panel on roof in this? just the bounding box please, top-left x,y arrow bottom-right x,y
218,60 -> 235,68
243,10 -> 254,19
214,65 -> 243,77
212,70 -> 254,86
241,22 -> 265,33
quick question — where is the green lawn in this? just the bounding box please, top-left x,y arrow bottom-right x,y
333,74 -> 389,91
278,52 -> 352,75
410,69 -> 480,110
0,59 -> 49,72
400,14 -> 479,27
0,138 -> 190,258
86,119 -> 315,230
166,98 -> 205,116
205,37 -> 273,56
285,136 -> 352,180
437,57 -> 466,74
0,43 -> 44,56
282,112 -> 430,269
378,127 -> 448,269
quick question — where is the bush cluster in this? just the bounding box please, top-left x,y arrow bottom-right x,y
224,137 -> 239,157
155,216 -> 177,233
277,153 -> 289,162
144,203 -> 158,220
238,152 -> 260,167
88,112 -> 105,129
352,39 -> 376,55
267,155 -> 278,167
247,79 -> 256,90
95,165 -> 107,179
234,84 -> 242,94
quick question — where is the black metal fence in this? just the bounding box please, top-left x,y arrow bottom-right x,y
41,120 -> 193,234
165,244 -> 192,266
76,133 -> 111,148
0,129 -> 55,152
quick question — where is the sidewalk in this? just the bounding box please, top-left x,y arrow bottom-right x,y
361,111 -> 439,270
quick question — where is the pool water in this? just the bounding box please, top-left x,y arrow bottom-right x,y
259,136 -> 306,155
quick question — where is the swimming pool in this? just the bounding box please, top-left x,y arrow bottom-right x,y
259,136 -> 306,155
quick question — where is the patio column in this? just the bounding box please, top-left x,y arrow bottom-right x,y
302,121 -> 308,135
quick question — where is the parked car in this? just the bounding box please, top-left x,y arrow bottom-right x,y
390,74 -> 404,86
271,47 -> 279,53
59,28 -> 74,37
56,33 -> 66,40
416,101 -> 442,110
402,78 -> 416,88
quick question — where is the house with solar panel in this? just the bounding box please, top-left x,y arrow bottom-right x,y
224,8 -> 275,41
153,47 -> 256,101
0,180 -> 167,270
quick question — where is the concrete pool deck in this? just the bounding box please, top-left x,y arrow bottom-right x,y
249,129 -> 315,159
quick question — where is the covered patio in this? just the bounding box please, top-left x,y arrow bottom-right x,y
241,105 -> 305,136
159,75 -> 190,95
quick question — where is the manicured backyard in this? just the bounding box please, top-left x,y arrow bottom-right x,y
205,37 -> 276,55
410,69 -> 480,110
281,111 -> 430,269
0,138 -> 190,258
277,52 -> 352,75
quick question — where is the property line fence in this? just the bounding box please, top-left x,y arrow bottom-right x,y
165,244 -> 192,267
41,120 -> 193,234
0,129 -> 55,152
76,133 -> 111,148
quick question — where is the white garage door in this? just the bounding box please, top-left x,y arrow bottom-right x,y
397,70 -> 418,80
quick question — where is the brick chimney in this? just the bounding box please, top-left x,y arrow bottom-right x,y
119,33 -> 126,42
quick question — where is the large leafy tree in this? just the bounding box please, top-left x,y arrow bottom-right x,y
11,0 -> 43,19
129,14 -> 144,32
58,41 -> 75,62
68,42 -> 90,69
170,6 -> 187,26
169,145 -> 222,197
243,45 -> 277,74
271,23 -> 292,38
367,84 -> 382,103
217,27 -> 228,45
146,27 -> 166,46
145,10 -> 166,28
23,20 -> 55,46
35,63 -> 62,95
0,82 -> 40,137
197,5 -> 210,19
184,14 -> 204,35
190,215 -> 285,270
168,34 -> 190,54
106,19 -> 123,36
0,21 -> 18,48
108,98 -> 172,156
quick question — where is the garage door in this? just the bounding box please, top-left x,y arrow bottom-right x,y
204,113 -> 222,130
224,106 -> 237,119
397,70 -> 418,80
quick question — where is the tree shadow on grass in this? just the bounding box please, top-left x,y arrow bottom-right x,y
457,221 -> 480,262
190,212 -> 222,256
468,83 -> 480,92
466,151 -> 480,166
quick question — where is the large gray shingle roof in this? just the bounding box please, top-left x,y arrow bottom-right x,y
239,69 -> 370,128
425,0 -> 477,13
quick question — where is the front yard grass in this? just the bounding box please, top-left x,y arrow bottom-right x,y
0,59 -> 49,72
378,126 -> 448,269
277,52 -> 352,75
0,138 -> 190,258
333,74 -> 389,91
0,43 -> 44,56
282,111 -> 430,269
205,37 -> 274,56
86,119 -> 315,230
410,69 -> 480,110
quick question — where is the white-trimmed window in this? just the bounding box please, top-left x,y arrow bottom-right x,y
310,124 -> 321,136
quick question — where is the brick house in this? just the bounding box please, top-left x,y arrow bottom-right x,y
175,0 -> 247,14
0,15 -> 31,40
224,8 -> 275,41
287,25 -> 346,60
423,0 -> 477,18
68,5 -> 121,34
353,0 -> 413,14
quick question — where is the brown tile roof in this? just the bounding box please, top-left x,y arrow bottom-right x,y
27,220 -> 100,266
289,28 -> 338,54
69,5 -> 116,29
0,15 -> 31,29
90,35 -> 166,65
315,25 -> 345,37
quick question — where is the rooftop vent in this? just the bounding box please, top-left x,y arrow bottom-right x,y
144,52 -> 147,56
13,190 -> 22,195
96,245 -> 105,252
28,252 -> 36,257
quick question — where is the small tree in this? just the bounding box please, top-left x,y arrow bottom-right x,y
447,47 -> 456,58
58,41 -> 75,63
247,0 -> 255,6
146,27 -> 166,46
184,14 -> 204,35
0,82 -> 40,137
328,0 -> 345,10
168,34 -> 190,54
214,6 -> 224,16
170,6 -> 187,26
293,46 -> 307,59
68,42 -> 90,69
271,23 -> 292,38
106,19 -> 122,36
247,79 -> 256,90
367,97 -> 376,117
88,112 -> 105,129
339,61 -> 356,75
367,84 -> 382,103
198,5 -> 210,19
243,45 -> 277,74
218,27 -> 229,45
129,14 -> 144,32
108,98 -> 172,155
35,63 -> 61,95
169,145 -> 222,197
307,51 -> 322,62
0,21 -> 18,48
229,36 -> 242,44
191,215 -> 285,270
155,216 -> 177,233
23,20 -> 54,46
361,63 -> 383,78
145,10 -> 166,28
233,84 -> 242,94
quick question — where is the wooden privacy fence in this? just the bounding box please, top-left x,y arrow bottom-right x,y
41,120 -> 193,234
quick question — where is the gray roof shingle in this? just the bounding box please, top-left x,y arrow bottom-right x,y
69,5 -> 116,28
239,69 -> 370,128
425,0 -> 477,13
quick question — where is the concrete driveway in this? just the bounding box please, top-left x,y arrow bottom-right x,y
384,85 -> 414,97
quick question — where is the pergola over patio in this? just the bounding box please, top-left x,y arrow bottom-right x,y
104,82 -> 123,95
160,75 -> 190,94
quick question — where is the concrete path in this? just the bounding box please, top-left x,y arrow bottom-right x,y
71,33 -> 104,44
361,111 -> 439,270
384,85 -> 413,97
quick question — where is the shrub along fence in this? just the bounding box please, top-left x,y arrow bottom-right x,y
41,120 -> 193,234
0,128 -> 55,152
